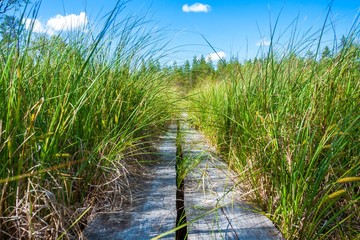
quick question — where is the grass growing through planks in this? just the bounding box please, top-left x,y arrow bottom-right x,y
0,1 -> 176,238
188,12 -> 360,240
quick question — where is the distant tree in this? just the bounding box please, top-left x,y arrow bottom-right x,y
0,15 -> 20,42
216,58 -> 227,76
0,14 -> 23,55
190,56 -> 200,85
339,35 -> 348,50
169,61 -> 181,81
0,1 -> 28,51
172,61 -> 178,70
182,59 -> 191,86
199,55 -> 214,76
189,55 -> 215,86
183,60 -> 190,75
305,50 -> 314,59
0,0 -> 24,15
338,35 -> 359,54
321,46 -> 331,59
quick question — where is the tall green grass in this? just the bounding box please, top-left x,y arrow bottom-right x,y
0,2 -> 176,238
189,16 -> 360,239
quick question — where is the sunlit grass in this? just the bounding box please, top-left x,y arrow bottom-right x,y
0,1 -> 176,238
188,13 -> 360,239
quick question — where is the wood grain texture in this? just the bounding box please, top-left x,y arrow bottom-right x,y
182,123 -> 283,240
85,121 -> 283,239
85,124 -> 178,240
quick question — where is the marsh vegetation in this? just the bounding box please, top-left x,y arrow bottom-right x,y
0,2 -> 176,238
183,17 -> 360,240
0,1 -> 359,239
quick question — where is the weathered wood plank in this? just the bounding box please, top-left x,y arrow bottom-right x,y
84,124 -> 178,240
85,121 -> 284,239
182,124 -> 283,239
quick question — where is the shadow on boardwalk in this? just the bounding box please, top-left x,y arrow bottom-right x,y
84,121 -> 283,239
182,120 -> 283,239
84,125 -> 178,240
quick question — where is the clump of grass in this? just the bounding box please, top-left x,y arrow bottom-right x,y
189,10 -> 360,240
0,1 -> 176,238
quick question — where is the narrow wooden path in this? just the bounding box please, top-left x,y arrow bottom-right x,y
181,120 -> 283,239
84,119 -> 283,239
84,124 -> 178,239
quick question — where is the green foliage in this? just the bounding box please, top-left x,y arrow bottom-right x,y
321,45 -> 332,59
188,22 -> 360,240
170,55 -> 215,91
0,0 -> 25,14
0,15 -> 20,42
0,2 -> 176,238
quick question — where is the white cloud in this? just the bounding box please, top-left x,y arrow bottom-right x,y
206,51 -> 225,61
182,3 -> 211,13
256,38 -> 271,46
354,37 -> 360,44
25,12 -> 88,35
24,18 -> 47,34
47,12 -> 87,31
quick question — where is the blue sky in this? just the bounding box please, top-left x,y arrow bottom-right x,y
27,0 -> 359,64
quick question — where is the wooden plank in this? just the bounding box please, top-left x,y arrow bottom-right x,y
182,125 -> 283,239
85,121 -> 284,239
84,124 -> 178,240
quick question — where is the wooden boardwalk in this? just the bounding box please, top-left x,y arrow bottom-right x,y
181,123 -> 283,239
84,121 -> 283,239
84,124 -> 178,240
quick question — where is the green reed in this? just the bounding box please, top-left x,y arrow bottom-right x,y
0,1 -> 176,238
189,14 -> 359,239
